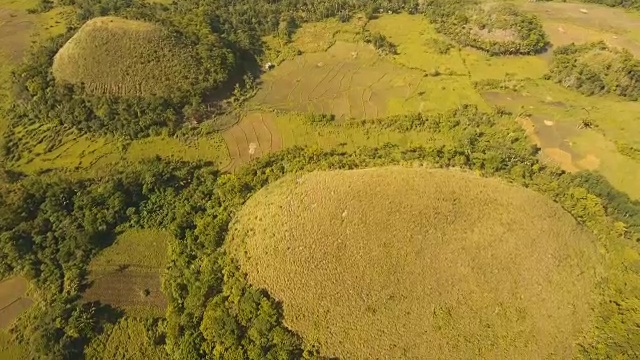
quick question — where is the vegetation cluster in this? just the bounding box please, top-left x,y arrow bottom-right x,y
547,41 -> 640,100
424,0 -> 548,55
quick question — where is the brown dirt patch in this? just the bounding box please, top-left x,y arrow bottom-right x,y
542,147 -> 579,172
83,270 -> 166,310
576,154 -> 601,170
472,27 -> 518,42
0,9 -> 34,62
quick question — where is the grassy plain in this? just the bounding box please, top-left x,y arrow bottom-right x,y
0,331 -> 25,359
0,0 -> 73,134
53,16 -> 207,97
83,229 -> 170,317
229,167 -> 599,359
85,317 -> 167,360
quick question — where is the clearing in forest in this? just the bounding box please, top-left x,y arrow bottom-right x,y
83,229 -> 171,316
0,277 -> 33,330
53,16 -> 213,97
228,167 -> 599,359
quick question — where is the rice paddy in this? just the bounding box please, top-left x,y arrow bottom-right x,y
228,167 -> 600,359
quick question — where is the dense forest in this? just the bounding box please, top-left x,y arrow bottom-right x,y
2,105 -> 640,358
546,41 -> 640,99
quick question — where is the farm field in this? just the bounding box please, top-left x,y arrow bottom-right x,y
83,229 -> 171,317
0,277 -> 33,330
228,167 -> 599,359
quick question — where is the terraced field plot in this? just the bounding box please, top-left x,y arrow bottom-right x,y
0,277 -> 33,330
229,167 -> 599,359
221,112 -> 282,172
83,229 -> 170,317
252,41 -> 489,118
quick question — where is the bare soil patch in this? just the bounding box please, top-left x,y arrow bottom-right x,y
0,9 -> 33,62
229,167 -> 599,359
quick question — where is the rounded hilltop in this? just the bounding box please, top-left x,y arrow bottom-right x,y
228,167 -> 599,359
52,16 -> 231,98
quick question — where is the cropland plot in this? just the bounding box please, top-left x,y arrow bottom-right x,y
0,277 -> 33,330
518,1 -> 640,56
292,17 -> 364,53
84,230 -> 170,314
228,167 -> 599,359
221,112 -> 282,172
84,270 -> 166,312
252,41 -> 487,118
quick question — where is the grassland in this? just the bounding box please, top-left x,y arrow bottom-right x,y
0,331 -> 25,359
83,229 -> 171,317
228,167 -> 599,359
0,277 -> 33,330
52,16 -> 209,97
84,317 -> 167,360
0,0 -> 73,135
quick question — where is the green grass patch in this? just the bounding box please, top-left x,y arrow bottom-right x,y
89,229 -> 171,270
229,167 -> 599,359
0,331 -> 26,359
85,317 -> 167,360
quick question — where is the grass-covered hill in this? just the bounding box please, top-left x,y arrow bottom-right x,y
52,16 -> 224,98
229,167 -> 599,359
547,41 -> 640,100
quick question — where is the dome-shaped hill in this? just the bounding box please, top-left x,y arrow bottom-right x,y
52,17 -> 225,97
228,167 -> 599,359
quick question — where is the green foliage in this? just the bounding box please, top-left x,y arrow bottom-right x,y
424,0 -> 548,55
362,31 -> 398,55
546,41 -> 640,100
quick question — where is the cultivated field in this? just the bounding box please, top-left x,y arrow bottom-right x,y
83,229 -> 170,316
0,277 -> 33,330
228,167 -> 599,359
221,112 -> 283,172
53,16 -> 207,97
252,40 -> 489,118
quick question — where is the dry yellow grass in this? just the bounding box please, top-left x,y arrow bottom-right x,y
52,16 -> 205,97
228,167 -> 600,359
